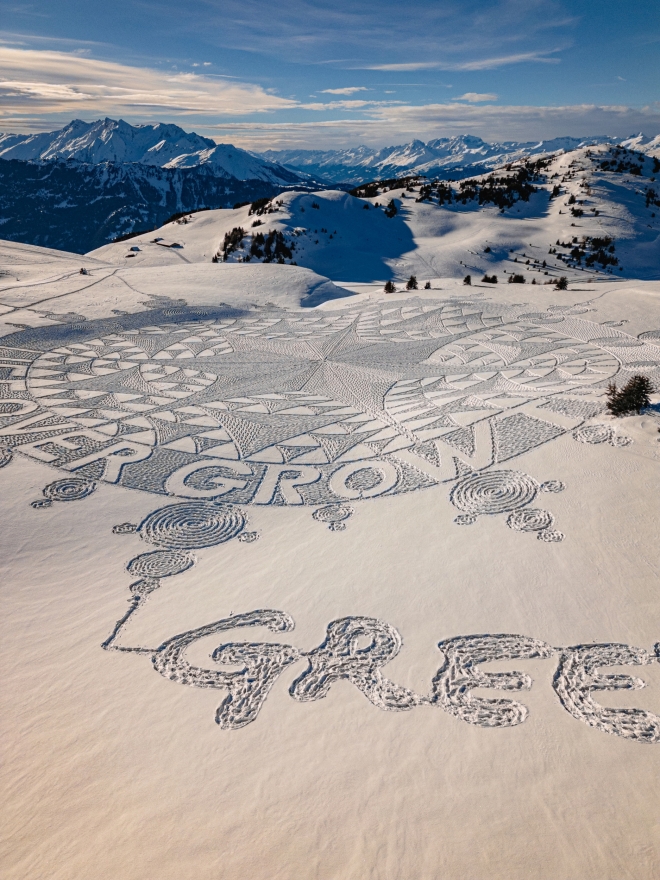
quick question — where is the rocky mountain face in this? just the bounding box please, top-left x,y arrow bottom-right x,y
0,158 -> 308,253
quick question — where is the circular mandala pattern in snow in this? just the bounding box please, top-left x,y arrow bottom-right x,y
312,505 -> 354,525
450,470 -> 539,517
507,508 -> 554,532
138,501 -> 246,549
127,550 -> 195,579
43,477 -> 97,503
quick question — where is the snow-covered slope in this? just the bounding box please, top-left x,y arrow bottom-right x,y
262,134 -> 660,183
91,145 -> 660,283
0,118 -> 305,185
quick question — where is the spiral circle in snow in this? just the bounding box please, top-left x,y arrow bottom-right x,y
127,549 -> 195,579
138,501 -> 246,549
450,470 -> 539,516
43,477 -> 97,503
507,508 -> 554,532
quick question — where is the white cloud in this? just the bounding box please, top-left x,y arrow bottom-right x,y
320,86 -> 368,95
298,98 -> 395,111
0,45 -> 296,126
206,103 -> 660,150
453,93 -> 498,103
358,62 -> 442,72
360,51 -> 560,72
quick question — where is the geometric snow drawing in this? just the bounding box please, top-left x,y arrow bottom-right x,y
2,294 -> 656,743
0,295 -> 656,533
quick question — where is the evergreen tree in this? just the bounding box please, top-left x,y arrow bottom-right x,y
384,280 -> 396,293
555,276 -> 568,290
406,275 -> 418,290
606,376 -> 653,415
463,274 -> 471,286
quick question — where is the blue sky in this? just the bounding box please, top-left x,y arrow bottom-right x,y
0,0 -> 658,148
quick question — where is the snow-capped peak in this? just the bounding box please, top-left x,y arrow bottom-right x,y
0,118 -> 304,184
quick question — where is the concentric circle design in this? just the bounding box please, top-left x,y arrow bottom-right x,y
507,508 -> 554,532
138,501 -> 246,549
610,434 -> 633,447
312,505 -> 354,524
537,529 -> 564,543
540,480 -> 565,493
450,470 -> 539,516
129,578 -> 161,597
238,531 -> 259,543
127,550 -> 195,579
43,478 -> 97,503
573,425 -> 612,444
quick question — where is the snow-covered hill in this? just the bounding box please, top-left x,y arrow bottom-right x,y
0,118 -> 306,185
262,134 -> 660,184
91,144 -> 660,284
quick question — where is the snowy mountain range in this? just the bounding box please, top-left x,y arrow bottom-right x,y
0,118 -> 306,186
262,134 -> 660,184
3,119 -> 659,188
1,118 -> 659,254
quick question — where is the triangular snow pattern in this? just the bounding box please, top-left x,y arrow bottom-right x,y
411,440 -> 441,468
453,457 -> 474,478
440,425 -> 475,457
311,428 -> 379,463
493,413 -> 564,462
215,410 -> 340,458
276,444 -> 315,463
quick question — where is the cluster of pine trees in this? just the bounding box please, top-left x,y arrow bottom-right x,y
606,376 -> 653,416
250,229 -> 293,262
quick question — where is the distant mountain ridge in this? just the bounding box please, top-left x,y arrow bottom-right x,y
0,117 -> 306,186
261,133 -> 660,184
2,118 -> 660,254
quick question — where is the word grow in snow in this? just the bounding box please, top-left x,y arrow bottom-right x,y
104,609 -> 660,743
